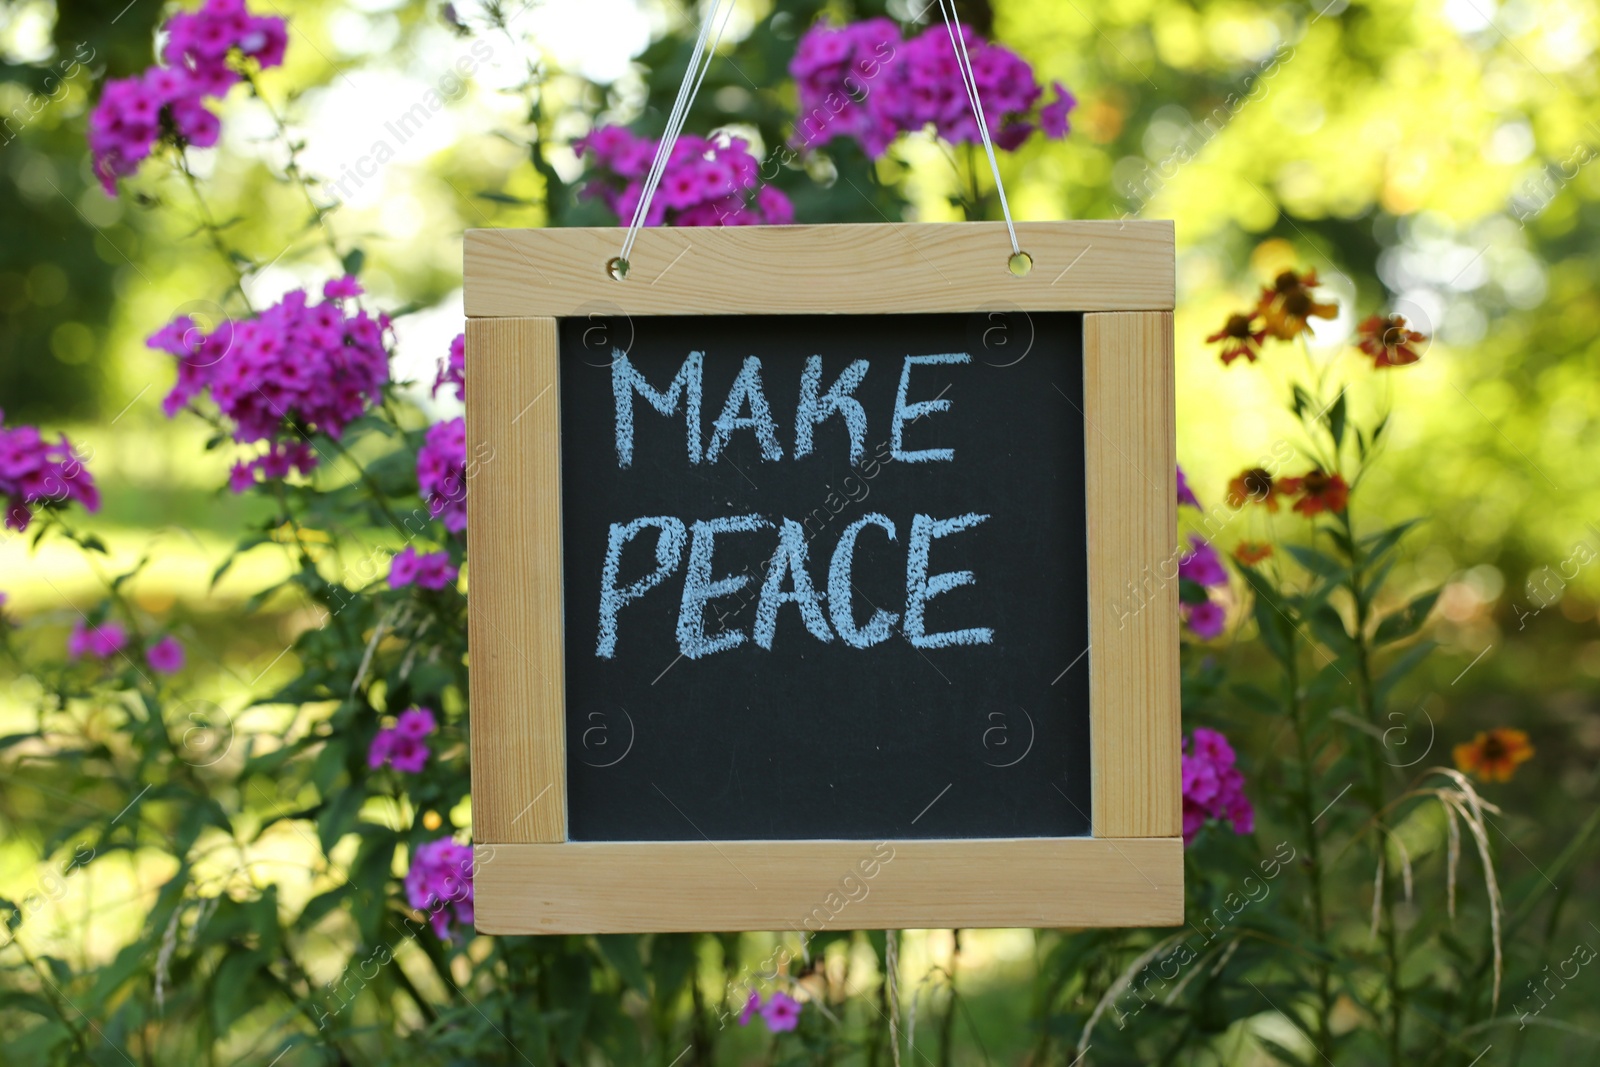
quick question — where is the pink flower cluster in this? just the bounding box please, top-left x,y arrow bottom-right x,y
68,619 -> 128,660
576,126 -> 794,227
789,18 -> 1074,159
66,622 -> 185,674
150,277 -> 391,493
1178,533 -> 1229,640
389,546 -> 457,591
1182,727 -> 1253,845
369,706 -> 438,774
88,0 -> 286,194
0,412 -> 99,532
418,417 -> 467,533
739,990 -> 802,1033
404,836 -> 475,940
433,333 -> 465,402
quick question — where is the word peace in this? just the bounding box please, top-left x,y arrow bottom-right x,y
597,511 -> 992,660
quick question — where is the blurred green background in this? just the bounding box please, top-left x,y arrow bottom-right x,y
2,0 -> 1597,1060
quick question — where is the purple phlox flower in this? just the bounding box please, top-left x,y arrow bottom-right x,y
387,734 -> 430,773
150,282 -> 391,490
146,635 -> 186,673
90,0 -> 287,194
418,418 -> 468,533
1039,81 -> 1076,138
738,990 -> 761,1026
414,551 -> 458,590
433,333 -> 466,401
1178,534 -> 1228,587
404,837 -> 475,941
0,410 -> 100,531
323,275 -> 363,300
389,546 -> 422,587
389,545 -> 457,590
760,991 -> 802,1032
1176,464 -> 1200,509
396,706 -> 437,739
790,19 -> 1070,159
370,706 -> 439,773
1181,727 -> 1252,845
1183,599 -> 1227,640
577,125 -> 794,227
68,619 -> 128,660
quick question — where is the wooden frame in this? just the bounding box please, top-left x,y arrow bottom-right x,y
465,221 -> 1179,933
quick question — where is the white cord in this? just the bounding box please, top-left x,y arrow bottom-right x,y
935,0 -> 1022,257
617,0 -> 736,270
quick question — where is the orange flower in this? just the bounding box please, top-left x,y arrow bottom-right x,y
1258,269 -> 1338,341
1280,469 -> 1349,516
1453,728 -> 1534,783
1226,467 -> 1283,511
1357,313 -> 1427,368
1234,541 -> 1273,565
1206,312 -> 1268,366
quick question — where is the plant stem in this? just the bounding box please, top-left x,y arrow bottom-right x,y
176,150 -> 254,313
1340,506 -> 1404,1066
1287,636 -> 1336,1061
938,930 -> 961,1067
12,936 -> 92,1059
690,948 -> 714,1066
244,71 -> 344,266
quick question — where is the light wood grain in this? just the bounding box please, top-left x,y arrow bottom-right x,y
464,221 -> 1173,318
1085,312 -> 1180,838
472,837 -> 1183,933
466,317 -> 567,844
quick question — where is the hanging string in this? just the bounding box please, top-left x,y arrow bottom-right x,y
614,0 -> 736,276
934,0 -> 1027,269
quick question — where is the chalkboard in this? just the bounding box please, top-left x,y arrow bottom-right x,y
558,312 -> 1091,841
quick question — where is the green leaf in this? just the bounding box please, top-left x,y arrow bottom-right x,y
1360,519 -> 1422,567
1179,578 -> 1212,606
1259,1035 -> 1311,1066
310,739 -> 347,795
595,934 -> 649,995
1361,555 -> 1398,604
1284,544 -> 1345,579
341,247 -> 365,277
1325,391 -> 1347,449
89,941 -> 152,1003
317,788 -> 363,853
1375,640 -> 1437,704
550,951 -> 593,1062
1291,385 -> 1313,419
211,949 -> 268,1033
299,887 -> 348,929
1373,588 -> 1440,645
477,190 -> 534,205
1238,564 -> 1295,665
1308,603 -> 1354,654
649,932 -> 697,1007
